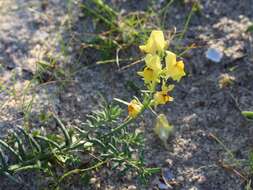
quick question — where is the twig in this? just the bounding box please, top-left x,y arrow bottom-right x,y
119,58 -> 144,71
218,160 -> 248,181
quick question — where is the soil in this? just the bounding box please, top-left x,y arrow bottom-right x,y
0,0 -> 253,190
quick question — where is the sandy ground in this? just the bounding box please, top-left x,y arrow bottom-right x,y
0,0 -> 68,135
0,0 -> 253,189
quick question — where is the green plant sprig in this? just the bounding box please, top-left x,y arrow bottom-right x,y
0,97 -> 157,187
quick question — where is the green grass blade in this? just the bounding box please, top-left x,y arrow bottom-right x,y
179,2 -> 196,41
52,113 -> 71,147
34,135 -> 61,150
13,132 -> 26,159
108,143 -> 119,154
0,148 -> 7,169
80,3 -> 116,27
0,140 -> 22,162
17,126 -> 41,153
242,111 -> 253,120
3,171 -> 21,184
92,0 -> 117,17
88,138 -> 106,149
12,164 -> 41,173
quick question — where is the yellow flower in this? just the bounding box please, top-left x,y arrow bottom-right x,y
128,99 -> 142,118
144,54 -> 162,71
139,30 -> 167,54
153,83 -> 174,106
138,54 -> 162,84
164,51 -> 186,82
154,114 -> 174,143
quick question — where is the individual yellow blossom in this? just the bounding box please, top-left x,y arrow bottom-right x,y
139,30 -> 167,54
153,83 -> 174,106
128,99 -> 142,118
144,54 -> 162,71
154,114 -> 174,143
139,67 -> 157,83
138,54 -> 162,84
164,51 -> 186,82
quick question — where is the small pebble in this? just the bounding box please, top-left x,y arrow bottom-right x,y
189,186 -> 198,190
205,48 -> 223,63
162,168 -> 174,182
197,175 -> 206,183
177,176 -> 184,182
165,159 -> 173,166
128,185 -> 137,190
158,182 -> 170,190
89,177 -> 97,184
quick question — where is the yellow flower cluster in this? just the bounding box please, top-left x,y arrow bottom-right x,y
127,30 -> 186,118
139,30 -> 186,85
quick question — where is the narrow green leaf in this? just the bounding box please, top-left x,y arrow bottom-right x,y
73,126 -> 87,135
68,140 -> 91,150
8,164 -> 21,171
13,132 -> 26,159
52,113 -> 71,147
34,135 -> 61,150
88,138 -> 106,149
113,98 -> 129,106
146,167 -> 161,174
0,140 -> 22,161
3,171 -> 21,184
17,126 -> 41,153
81,3 -> 115,27
93,0 -> 117,17
242,111 -> 253,119
0,148 -> 7,168
12,164 -> 41,173
29,134 -> 42,153
108,143 -> 119,154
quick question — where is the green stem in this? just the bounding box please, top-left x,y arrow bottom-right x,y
58,160 -> 107,183
178,2 -> 196,42
103,86 -> 156,137
103,117 -> 134,137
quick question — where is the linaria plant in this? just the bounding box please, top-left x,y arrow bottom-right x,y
0,30 -> 186,188
116,30 -> 186,145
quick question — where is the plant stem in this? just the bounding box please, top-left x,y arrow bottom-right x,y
103,117 -> 134,137
179,3 -> 195,41
103,87 -> 155,137
58,160 -> 108,183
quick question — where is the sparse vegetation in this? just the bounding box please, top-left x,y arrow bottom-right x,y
0,0 -> 253,189
0,28 -> 186,188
